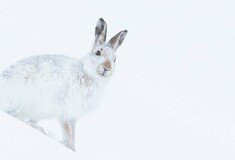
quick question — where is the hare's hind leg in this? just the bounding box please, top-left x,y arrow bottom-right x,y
11,113 -> 47,135
59,119 -> 77,151
27,120 -> 47,135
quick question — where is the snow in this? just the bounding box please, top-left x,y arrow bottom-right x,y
0,111 -> 79,160
0,0 -> 235,159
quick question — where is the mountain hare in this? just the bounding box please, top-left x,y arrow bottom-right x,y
0,18 -> 127,151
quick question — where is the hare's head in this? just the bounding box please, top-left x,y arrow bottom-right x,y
83,18 -> 127,79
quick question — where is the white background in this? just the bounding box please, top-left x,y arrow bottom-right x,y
0,0 -> 235,159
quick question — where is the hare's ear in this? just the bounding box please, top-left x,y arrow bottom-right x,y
107,30 -> 127,51
94,18 -> 107,46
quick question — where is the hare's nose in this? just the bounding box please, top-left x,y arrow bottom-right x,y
103,65 -> 111,71
103,61 -> 112,71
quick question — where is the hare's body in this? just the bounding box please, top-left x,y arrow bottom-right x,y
0,18 -> 127,151
0,55 -> 102,121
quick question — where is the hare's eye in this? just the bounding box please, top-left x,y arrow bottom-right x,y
114,58 -> 116,62
95,50 -> 101,56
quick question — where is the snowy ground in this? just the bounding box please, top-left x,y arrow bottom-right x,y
0,111 -> 80,160
0,0 -> 235,159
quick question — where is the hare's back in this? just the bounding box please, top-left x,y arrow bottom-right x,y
1,55 -> 81,83
0,55 -> 83,120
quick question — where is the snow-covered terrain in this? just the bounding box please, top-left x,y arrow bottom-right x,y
0,111 -> 80,160
0,0 -> 235,159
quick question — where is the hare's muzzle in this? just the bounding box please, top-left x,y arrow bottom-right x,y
103,60 -> 112,71
97,60 -> 113,77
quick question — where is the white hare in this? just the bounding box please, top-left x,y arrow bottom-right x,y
0,18 -> 127,151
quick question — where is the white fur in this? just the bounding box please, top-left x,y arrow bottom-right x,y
0,54 -> 105,121
0,18 -> 127,151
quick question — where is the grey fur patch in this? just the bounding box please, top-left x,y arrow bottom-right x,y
107,30 -> 127,50
94,18 -> 107,45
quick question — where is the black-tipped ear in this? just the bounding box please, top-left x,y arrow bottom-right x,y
107,30 -> 127,51
94,18 -> 107,46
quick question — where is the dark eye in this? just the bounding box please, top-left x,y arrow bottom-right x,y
114,58 -> 116,62
95,50 -> 101,56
